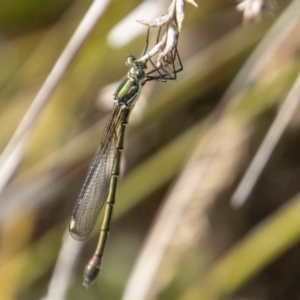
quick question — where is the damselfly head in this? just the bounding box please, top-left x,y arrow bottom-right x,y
125,56 -> 147,84
125,55 -> 136,67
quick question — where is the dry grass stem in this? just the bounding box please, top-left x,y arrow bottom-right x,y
229,0 -> 300,207
237,0 -> 277,23
137,0 -> 197,31
137,0 -> 197,73
0,0 -> 110,197
41,231 -> 84,300
232,71 -> 300,207
122,116 -> 249,300
218,0 -> 300,112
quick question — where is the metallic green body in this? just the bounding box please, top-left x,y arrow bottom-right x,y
69,56 -> 146,287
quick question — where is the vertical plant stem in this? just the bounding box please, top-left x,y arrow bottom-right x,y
0,0 -> 110,196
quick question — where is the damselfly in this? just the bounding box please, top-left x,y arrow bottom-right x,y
69,26 -> 182,287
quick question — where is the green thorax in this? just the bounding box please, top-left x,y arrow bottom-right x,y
113,56 -> 147,107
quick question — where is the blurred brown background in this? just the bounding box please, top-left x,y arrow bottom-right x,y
1,0 -> 300,299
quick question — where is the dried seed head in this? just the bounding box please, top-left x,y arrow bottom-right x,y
156,53 -> 176,78
137,15 -> 171,28
236,0 -> 277,23
137,0 -> 195,31
175,0 -> 185,31
161,25 -> 178,58
185,0 -> 198,7
137,0 -> 197,66
138,33 -> 167,62
137,0 -> 197,75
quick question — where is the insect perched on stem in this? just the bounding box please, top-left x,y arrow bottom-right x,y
69,26 -> 183,288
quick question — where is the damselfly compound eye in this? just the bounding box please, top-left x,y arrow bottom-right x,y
135,69 -> 145,80
125,55 -> 135,67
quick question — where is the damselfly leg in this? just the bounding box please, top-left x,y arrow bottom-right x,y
143,25 -> 183,82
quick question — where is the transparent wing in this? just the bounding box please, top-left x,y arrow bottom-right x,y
69,104 -> 123,241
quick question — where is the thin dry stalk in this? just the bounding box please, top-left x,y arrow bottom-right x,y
231,0 -> 300,207
137,0 -> 197,73
41,231 -> 84,300
236,0 -> 277,23
0,0 -> 110,197
232,70 -> 300,207
218,0 -> 300,114
0,116 -> 106,223
122,1 -> 300,297
122,117 -> 249,300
